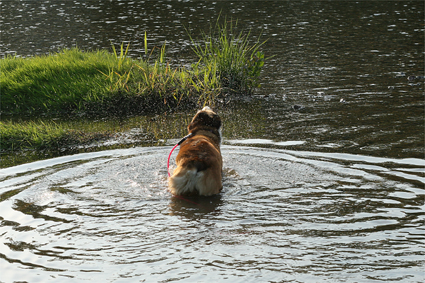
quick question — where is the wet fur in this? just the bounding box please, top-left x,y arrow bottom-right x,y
168,107 -> 222,196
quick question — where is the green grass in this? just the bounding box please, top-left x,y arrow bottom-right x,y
0,120 -> 113,152
1,48 -> 115,114
188,18 -> 267,98
1,22 -> 267,116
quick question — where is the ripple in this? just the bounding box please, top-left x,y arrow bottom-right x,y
0,146 -> 424,282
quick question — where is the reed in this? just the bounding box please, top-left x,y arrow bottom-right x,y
187,17 -> 267,99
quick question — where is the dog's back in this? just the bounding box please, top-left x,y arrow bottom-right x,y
169,136 -> 222,196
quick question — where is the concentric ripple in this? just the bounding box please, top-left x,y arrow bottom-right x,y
0,146 -> 424,282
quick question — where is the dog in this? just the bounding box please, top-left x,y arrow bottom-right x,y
168,106 -> 222,196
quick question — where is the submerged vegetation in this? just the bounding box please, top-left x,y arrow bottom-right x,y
0,120 -> 114,153
0,19 -> 267,157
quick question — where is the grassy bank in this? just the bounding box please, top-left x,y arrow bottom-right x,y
0,19 -> 267,155
1,21 -> 266,116
1,46 -> 200,116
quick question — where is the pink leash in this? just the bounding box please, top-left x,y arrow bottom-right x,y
167,133 -> 202,207
167,133 -> 193,177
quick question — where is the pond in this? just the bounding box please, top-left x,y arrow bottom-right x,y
1,1 -> 424,282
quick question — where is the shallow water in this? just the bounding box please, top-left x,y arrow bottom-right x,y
1,145 -> 424,282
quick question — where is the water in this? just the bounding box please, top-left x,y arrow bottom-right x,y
1,146 -> 424,282
1,1 -> 424,282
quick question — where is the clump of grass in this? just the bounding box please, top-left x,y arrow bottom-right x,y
188,17 -> 267,99
101,39 -> 194,106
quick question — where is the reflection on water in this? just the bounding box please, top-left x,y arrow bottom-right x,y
0,146 -> 424,282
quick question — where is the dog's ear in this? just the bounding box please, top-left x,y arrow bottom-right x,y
188,111 -> 221,132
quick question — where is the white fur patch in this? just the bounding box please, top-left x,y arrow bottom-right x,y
169,169 -> 204,195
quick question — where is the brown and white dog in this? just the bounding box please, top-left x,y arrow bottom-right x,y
168,106 -> 222,196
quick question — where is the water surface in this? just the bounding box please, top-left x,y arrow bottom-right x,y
1,146 -> 424,282
1,1 -> 424,282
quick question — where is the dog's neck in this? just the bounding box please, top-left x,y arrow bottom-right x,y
190,129 -> 221,145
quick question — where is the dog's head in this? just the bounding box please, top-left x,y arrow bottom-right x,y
188,106 -> 222,139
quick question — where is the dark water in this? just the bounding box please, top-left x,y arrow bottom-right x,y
1,1 -> 424,282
